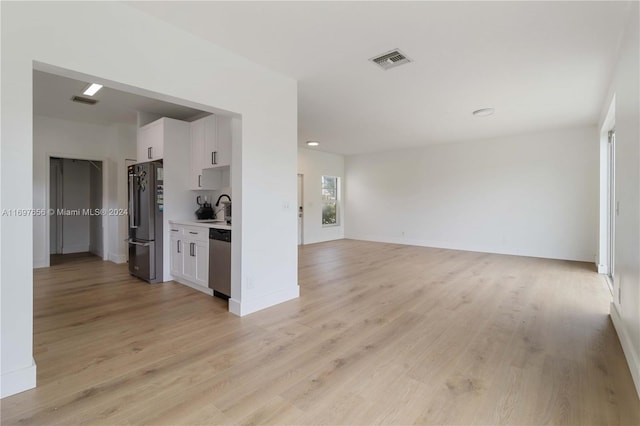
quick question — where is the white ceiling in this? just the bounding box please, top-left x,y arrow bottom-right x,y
127,1 -> 629,155
33,70 -> 207,126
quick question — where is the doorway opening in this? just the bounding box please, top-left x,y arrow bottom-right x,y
599,95 -> 616,297
49,157 -> 103,265
606,129 -> 616,291
298,173 -> 304,245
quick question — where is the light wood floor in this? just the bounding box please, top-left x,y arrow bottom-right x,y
1,240 -> 638,425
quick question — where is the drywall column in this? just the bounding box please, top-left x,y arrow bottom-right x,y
0,21 -> 36,397
2,1 -> 297,397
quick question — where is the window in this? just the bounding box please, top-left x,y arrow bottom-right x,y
321,175 -> 339,226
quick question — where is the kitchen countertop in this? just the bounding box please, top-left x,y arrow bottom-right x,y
169,220 -> 231,230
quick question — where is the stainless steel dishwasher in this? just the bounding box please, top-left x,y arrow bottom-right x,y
209,228 -> 231,299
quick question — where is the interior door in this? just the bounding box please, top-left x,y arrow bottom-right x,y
298,174 -> 304,245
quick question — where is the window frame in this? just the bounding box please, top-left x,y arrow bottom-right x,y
321,175 -> 340,227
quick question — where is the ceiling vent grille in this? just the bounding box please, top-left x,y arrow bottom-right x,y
369,49 -> 412,70
71,95 -> 98,105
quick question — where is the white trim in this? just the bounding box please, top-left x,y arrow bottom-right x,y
298,173 -> 304,246
33,257 -> 49,269
0,358 -> 36,399
61,244 -> 90,254
108,253 -> 127,264
598,97 -> 615,276
610,302 -> 640,399
228,286 -> 300,317
345,233 -> 593,263
61,244 -> 89,254
172,277 -> 214,296
597,264 -> 609,274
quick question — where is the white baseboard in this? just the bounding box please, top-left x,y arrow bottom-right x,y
108,252 -> 127,264
90,247 -> 104,258
229,285 -> 299,317
1,358 -> 36,398
344,233 -> 592,262
610,302 -> 640,399
62,244 -> 89,254
598,264 -> 609,274
172,277 -> 214,296
33,257 -> 49,269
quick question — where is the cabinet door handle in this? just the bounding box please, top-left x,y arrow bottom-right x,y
177,240 -> 181,253
147,147 -> 152,159
211,151 -> 215,165
198,175 -> 202,188
189,231 -> 198,235
190,242 -> 195,257
213,151 -> 218,165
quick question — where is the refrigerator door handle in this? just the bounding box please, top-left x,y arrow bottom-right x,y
128,173 -> 137,228
126,239 -> 151,247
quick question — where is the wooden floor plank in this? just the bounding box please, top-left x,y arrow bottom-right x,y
1,241 -> 638,425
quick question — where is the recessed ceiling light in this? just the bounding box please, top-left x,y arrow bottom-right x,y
83,83 -> 103,96
472,108 -> 495,117
306,141 -> 319,147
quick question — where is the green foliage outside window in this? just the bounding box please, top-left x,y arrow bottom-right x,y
321,176 -> 338,225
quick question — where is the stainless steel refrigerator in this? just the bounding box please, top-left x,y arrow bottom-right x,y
127,161 -> 164,283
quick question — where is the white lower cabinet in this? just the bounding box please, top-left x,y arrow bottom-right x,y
169,224 -> 210,294
170,233 -> 183,276
182,240 -> 209,287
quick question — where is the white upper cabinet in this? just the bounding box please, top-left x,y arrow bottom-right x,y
137,117 -> 191,162
190,114 -> 232,190
137,119 -> 165,161
202,115 -> 218,168
206,115 -> 232,169
190,117 -> 207,189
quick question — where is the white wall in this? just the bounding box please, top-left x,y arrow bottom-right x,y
61,159 -> 90,254
32,115 -> 135,267
345,126 -> 599,262
1,1 -> 297,398
298,148 -> 345,244
603,2 -> 640,398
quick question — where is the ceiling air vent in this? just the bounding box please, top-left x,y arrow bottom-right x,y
71,95 -> 98,105
369,49 -> 412,70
